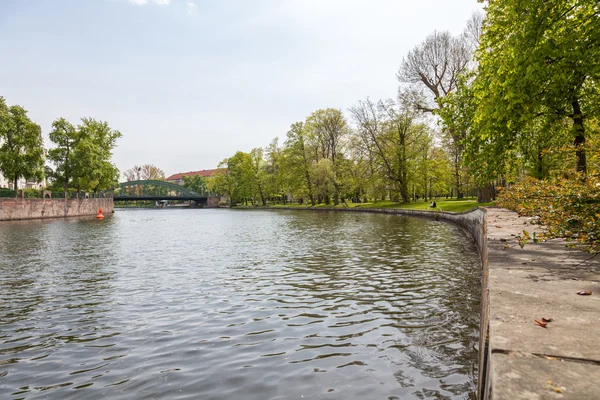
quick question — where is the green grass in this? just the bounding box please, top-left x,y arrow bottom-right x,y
237,198 -> 493,213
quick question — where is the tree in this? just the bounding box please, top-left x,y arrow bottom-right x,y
48,117 -> 121,196
124,164 -> 165,181
264,138 -> 284,202
250,147 -> 268,206
472,0 -> 600,177
211,159 -> 237,206
182,174 -> 208,194
305,109 -> 349,205
350,98 -> 426,203
0,97 -> 45,191
283,122 -> 316,205
47,118 -> 77,195
398,30 -> 474,198
218,151 -> 256,205
398,31 -> 472,112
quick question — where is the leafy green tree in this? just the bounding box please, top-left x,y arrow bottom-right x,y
472,0 -> 600,176
182,174 -> 208,194
264,138 -> 285,203
48,117 -> 121,196
250,147 -> 269,206
350,98 -> 427,203
47,118 -> 77,195
0,97 -> 45,190
283,122 -> 316,205
211,159 -> 237,206
305,108 -> 349,205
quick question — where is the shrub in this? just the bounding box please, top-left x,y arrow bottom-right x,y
497,175 -> 600,254
23,189 -> 41,198
0,188 -> 16,198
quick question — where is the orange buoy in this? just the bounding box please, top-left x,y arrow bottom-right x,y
96,209 -> 104,219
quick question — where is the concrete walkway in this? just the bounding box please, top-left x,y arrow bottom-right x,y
485,208 -> 600,399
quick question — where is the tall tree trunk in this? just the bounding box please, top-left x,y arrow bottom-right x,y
572,99 -> 586,175
13,175 -> 18,192
257,183 -> 266,206
454,156 -> 462,198
477,184 -> 492,203
305,170 -> 315,206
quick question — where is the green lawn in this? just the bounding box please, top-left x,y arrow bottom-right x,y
245,197 -> 494,213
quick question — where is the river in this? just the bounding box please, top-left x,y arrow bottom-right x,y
0,209 -> 481,399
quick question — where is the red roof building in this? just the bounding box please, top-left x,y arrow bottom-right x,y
166,169 -> 223,184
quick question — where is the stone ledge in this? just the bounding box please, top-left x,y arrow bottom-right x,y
491,353 -> 600,400
485,208 -> 600,399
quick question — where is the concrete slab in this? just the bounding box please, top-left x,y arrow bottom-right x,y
485,208 -> 600,398
489,267 -> 600,360
491,352 -> 600,400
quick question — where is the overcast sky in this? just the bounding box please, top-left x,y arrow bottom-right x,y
0,0 -> 482,177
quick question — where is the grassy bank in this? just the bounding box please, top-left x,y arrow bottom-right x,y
236,198 -> 493,213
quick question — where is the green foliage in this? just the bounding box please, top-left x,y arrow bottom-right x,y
497,175 -> 600,253
0,97 -> 45,190
22,188 -> 41,198
182,174 -> 208,194
48,117 -> 121,194
470,0 -> 600,178
0,188 -> 16,197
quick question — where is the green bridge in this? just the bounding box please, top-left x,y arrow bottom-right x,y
114,180 -> 210,205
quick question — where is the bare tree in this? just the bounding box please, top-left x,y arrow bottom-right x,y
464,10 -> 484,49
141,164 -> 165,180
397,30 -> 473,198
123,164 -> 165,181
398,30 -> 472,111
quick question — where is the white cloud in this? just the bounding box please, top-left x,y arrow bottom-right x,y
186,2 -> 198,14
129,0 -> 170,5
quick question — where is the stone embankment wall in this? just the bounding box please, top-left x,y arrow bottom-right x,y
0,198 -> 113,221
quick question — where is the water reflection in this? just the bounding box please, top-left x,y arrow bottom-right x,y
0,209 -> 480,399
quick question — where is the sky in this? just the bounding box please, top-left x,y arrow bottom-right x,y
0,0 -> 483,178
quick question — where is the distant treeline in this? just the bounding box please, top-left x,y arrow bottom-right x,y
209,1 -> 599,208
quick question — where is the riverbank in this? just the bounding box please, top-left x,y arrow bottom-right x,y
234,205 -> 599,399
0,198 -> 113,221
235,198 -> 493,213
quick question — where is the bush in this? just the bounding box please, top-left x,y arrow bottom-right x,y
23,189 -> 41,198
0,188 -> 16,198
497,175 -> 600,253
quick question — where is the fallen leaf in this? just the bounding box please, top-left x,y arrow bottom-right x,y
577,291 -> 592,296
541,317 -> 553,323
534,319 -> 548,328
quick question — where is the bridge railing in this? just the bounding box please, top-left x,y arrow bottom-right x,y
114,180 -> 213,199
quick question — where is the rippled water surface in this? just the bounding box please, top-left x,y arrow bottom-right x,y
0,209 -> 481,399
